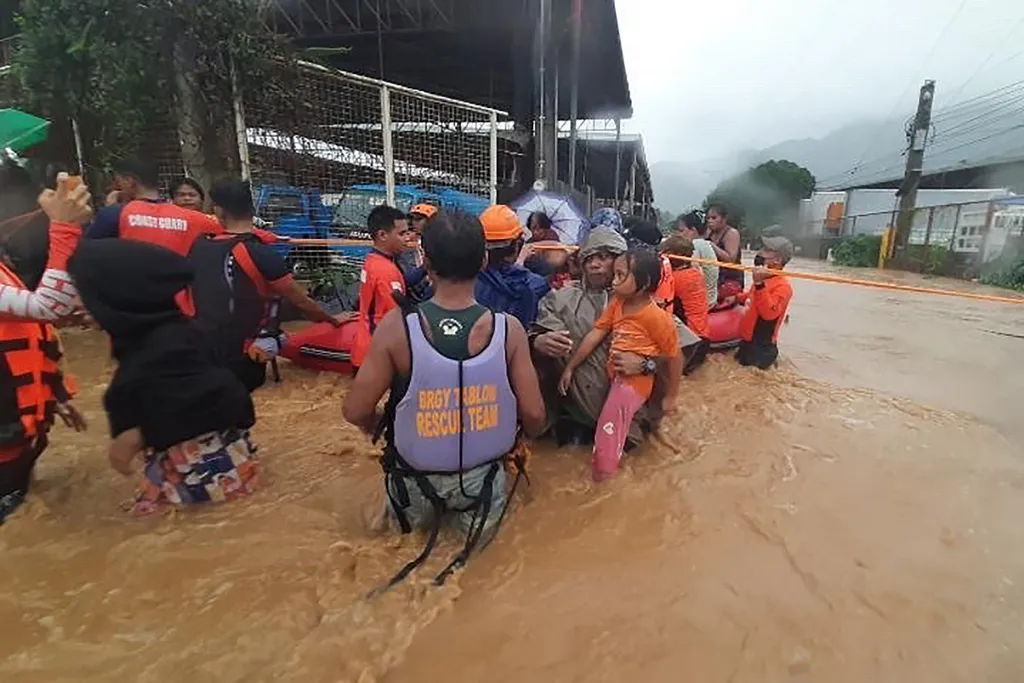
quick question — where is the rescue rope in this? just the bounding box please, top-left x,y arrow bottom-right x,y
527,243 -> 1024,306
265,234 -> 1024,304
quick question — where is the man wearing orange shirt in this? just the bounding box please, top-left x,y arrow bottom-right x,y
736,236 -> 794,370
351,205 -> 410,370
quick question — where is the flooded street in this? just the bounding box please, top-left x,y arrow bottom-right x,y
2,260 -> 1023,682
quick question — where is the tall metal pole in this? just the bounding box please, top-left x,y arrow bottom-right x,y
893,80 -> 935,261
568,0 -> 582,191
380,84 -> 396,206
553,58 -> 560,186
613,117 -> 622,207
535,0 -> 548,186
489,111 -> 498,205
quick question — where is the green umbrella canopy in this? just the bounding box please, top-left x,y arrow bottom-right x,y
0,108 -> 50,153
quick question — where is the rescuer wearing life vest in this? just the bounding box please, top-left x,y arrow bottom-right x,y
736,236 -> 794,370
0,174 -> 91,524
343,210 -> 545,589
188,180 -> 344,392
85,159 -> 223,255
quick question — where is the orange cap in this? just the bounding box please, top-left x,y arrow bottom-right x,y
410,203 -> 438,219
480,205 -> 524,243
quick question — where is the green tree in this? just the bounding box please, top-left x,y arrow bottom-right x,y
705,159 -> 815,243
12,0 -> 293,185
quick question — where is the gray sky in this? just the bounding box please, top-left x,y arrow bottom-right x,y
617,0 -> 1024,163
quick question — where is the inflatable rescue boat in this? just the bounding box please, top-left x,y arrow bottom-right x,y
706,304 -> 745,349
280,320 -> 359,375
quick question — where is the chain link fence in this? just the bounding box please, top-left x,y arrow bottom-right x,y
241,61 -> 503,307
795,199 -> 1024,275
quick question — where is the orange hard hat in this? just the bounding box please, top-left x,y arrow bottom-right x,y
479,205 -> 524,243
410,203 -> 438,219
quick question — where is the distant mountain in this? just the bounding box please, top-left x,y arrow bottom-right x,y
651,105 -> 1024,213
651,119 -> 907,214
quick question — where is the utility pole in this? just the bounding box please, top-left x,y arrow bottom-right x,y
893,80 -> 935,262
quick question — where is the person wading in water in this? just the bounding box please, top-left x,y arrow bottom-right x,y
343,211 -> 545,590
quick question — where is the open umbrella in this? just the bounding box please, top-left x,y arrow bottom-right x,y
0,108 -> 50,154
510,190 -> 588,245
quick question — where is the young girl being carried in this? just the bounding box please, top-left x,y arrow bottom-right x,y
558,249 -> 682,481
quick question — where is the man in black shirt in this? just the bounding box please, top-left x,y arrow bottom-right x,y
188,180 -> 341,391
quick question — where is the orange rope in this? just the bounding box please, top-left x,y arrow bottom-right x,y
528,243 -> 1024,306
268,235 -> 1024,306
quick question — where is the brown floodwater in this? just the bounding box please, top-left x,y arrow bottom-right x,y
2,259 -> 1023,682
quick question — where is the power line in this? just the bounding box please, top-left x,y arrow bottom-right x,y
926,123 -> 1024,158
931,80 -> 1024,121
933,106 -> 1024,146
822,81 -> 1024,187
845,0 -> 969,177
935,91 -> 1024,129
939,13 -> 1024,109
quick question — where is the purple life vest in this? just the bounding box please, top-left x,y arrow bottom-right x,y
393,311 -> 518,473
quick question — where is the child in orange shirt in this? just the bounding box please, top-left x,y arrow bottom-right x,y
661,236 -> 711,375
559,249 -> 682,481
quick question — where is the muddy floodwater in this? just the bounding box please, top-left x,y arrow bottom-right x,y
2,259 -> 1023,682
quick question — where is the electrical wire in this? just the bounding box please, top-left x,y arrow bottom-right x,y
844,0 -> 969,179
822,83 -> 1024,188
933,94 -> 1024,137
932,105 -> 1024,146
938,14 -> 1024,111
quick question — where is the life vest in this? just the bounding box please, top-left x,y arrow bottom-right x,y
0,263 -> 67,455
392,310 -> 518,472
188,234 -> 279,362
370,301 -> 524,594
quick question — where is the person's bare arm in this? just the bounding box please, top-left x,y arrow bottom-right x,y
504,316 -> 546,437
558,327 -> 609,395
661,354 -> 683,415
343,309 -> 401,435
269,277 -> 342,327
710,228 -> 741,263
723,229 -> 741,261
108,428 -> 144,476
565,328 -> 608,374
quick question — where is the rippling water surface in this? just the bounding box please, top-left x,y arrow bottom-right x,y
2,260 -> 1023,682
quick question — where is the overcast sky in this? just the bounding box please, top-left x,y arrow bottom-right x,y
617,0 -> 1024,163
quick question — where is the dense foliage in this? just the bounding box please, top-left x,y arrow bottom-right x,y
979,257 -> 1024,291
831,235 -> 882,268
12,0 -> 293,177
705,159 -> 816,242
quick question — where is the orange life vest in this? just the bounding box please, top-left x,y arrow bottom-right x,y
0,262 -> 69,456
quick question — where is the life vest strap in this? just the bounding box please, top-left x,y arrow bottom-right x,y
0,339 -> 30,352
230,240 -> 270,298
